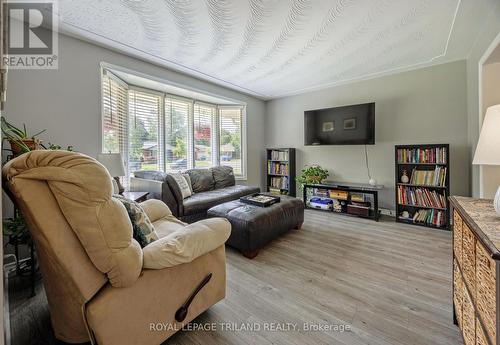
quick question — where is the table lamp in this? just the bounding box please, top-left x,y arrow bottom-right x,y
473,104 -> 500,215
97,153 -> 126,194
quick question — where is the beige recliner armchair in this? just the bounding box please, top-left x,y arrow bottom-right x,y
2,150 -> 231,345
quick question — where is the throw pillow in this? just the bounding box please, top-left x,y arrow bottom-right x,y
182,173 -> 193,194
171,173 -> 192,199
113,194 -> 159,248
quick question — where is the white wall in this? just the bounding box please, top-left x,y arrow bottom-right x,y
265,61 -> 469,210
481,60 -> 500,198
3,32 -> 267,189
466,1 -> 500,197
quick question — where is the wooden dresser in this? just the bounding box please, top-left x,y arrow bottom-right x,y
451,196 -> 500,345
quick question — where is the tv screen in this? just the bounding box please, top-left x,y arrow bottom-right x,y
304,102 -> 375,145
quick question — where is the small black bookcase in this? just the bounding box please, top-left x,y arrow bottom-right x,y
266,148 -> 296,197
395,144 -> 450,230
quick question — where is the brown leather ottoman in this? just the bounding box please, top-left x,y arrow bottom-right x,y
207,195 -> 304,258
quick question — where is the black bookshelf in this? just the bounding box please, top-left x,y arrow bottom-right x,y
395,144 -> 450,230
266,148 -> 296,197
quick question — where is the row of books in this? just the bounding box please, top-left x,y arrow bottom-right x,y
269,176 -> 289,190
409,167 -> 447,186
269,188 -> 288,195
267,162 -> 289,175
397,186 -> 447,209
397,147 -> 447,164
269,150 -> 289,161
399,209 -> 447,228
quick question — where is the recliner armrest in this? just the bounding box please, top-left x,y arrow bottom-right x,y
140,199 -> 172,223
142,218 -> 231,269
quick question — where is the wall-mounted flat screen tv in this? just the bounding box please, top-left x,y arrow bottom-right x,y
304,102 -> 375,145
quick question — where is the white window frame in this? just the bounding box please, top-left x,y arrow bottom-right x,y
100,65 -> 248,180
218,105 -> 247,180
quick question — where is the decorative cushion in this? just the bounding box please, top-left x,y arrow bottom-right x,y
113,194 -> 159,248
171,173 -> 192,199
186,169 -> 215,193
211,166 -> 235,189
182,173 -> 193,194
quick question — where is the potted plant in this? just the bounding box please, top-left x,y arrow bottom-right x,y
296,165 -> 329,190
3,215 -> 29,239
1,116 -> 46,157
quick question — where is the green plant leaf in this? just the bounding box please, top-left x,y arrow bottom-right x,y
30,129 -> 46,138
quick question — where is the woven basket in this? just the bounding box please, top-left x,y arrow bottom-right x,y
463,223 -> 476,300
463,286 -> 476,345
476,241 -> 496,344
476,318 -> 489,345
454,210 -> 463,266
454,259 -> 464,327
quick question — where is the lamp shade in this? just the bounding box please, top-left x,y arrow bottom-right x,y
97,153 -> 126,177
473,104 -> 500,166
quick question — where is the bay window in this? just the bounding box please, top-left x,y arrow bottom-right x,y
219,106 -> 244,176
101,69 -> 246,179
193,103 -> 217,168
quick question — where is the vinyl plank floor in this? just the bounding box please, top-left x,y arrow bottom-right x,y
9,211 -> 462,345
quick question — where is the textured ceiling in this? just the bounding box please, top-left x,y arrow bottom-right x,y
57,0 -> 490,99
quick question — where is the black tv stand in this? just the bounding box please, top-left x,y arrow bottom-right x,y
303,181 -> 382,221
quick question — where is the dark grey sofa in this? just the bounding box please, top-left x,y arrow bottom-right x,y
130,166 -> 260,223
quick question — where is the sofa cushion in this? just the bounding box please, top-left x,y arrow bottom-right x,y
183,185 -> 260,216
113,194 -> 159,248
210,166 -> 235,189
186,169 -> 215,193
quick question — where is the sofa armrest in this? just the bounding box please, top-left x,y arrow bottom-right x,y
142,218 -> 231,269
130,176 -> 180,217
140,199 -> 172,223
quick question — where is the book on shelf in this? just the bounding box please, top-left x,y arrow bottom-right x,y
267,161 -> 289,175
269,176 -> 289,190
408,166 -> 447,186
397,147 -> 447,164
397,185 -> 446,209
269,187 -> 282,195
270,150 -> 289,161
399,209 -> 446,228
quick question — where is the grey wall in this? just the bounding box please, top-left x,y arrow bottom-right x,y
466,1 -> 500,197
265,61 -> 469,210
3,32 -> 266,189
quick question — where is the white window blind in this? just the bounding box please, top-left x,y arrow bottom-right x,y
193,103 -> 216,168
102,71 -> 128,155
128,89 -> 162,174
165,96 -> 191,171
101,68 -> 247,180
219,107 -> 243,177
